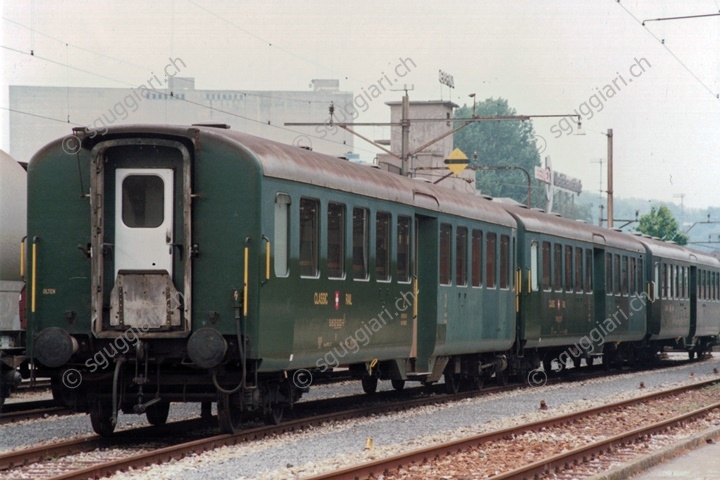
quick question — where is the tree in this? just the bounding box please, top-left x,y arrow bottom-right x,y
635,205 -> 689,245
453,98 -> 543,208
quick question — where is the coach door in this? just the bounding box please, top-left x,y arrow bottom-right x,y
591,247 -> 606,355
115,169 -> 174,276
90,140 -> 192,336
413,214 -> 438,373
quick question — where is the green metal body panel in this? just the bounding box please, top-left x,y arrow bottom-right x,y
257,179 -> 415,371
26,142 -> 92,349
432,221 -> 516,357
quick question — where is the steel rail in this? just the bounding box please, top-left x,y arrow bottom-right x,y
0,358 -> 708,479
489,400 -> 720,479
308,377 -> 720,480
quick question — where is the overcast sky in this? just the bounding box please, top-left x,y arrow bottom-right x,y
2,1 -> 719,209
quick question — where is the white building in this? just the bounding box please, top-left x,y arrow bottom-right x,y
9,78 -> 354,164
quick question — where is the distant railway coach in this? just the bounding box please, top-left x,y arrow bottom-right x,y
636,236 -> 720,357
506,205 -> 648,371
26,124 -> 720,436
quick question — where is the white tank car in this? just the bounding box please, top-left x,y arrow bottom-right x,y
0,149 -> 27,405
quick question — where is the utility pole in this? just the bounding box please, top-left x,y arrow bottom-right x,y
607,128 -> 614,229
400,88 -> 410,177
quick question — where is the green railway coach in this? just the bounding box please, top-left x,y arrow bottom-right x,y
507,205 -> 648,371
637,236 -> 720,357
27,125 -> 518,434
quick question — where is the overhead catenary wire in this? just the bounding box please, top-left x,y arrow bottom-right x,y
615,1 -> 720,101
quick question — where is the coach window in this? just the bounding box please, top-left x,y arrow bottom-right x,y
440,223 -> 452,285
530,241 -> 539,291
274,193 -> 291,277
542,241 -> 551,291
553,243 -> 562,291
585,249 -> 593,293
708,271 -> 712,300
397,216 -> 411,283
621,256 -> 628,296
500,234 -> 510,289
122,175 -> 164,228
574,247 -> 583,292
674,265 -> 680,299
629,257 -> 636,294
299,198 -> 320,278
661,263 -> 668,299
376,212 -> 391,281
564,245 -> 573,292
327,203 -> 345,279
352,208 -> 369,280
711,271 -> 715,300
471,230 -> 483,287
613,254 -> 621,295
637,258 -> 644,294
456,227 -> 468,286
606,253 -> 613,296
486,232 -> 497,288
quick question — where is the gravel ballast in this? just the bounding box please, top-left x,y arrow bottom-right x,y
94,354 -> 720,480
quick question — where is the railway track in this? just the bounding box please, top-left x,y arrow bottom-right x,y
0,356 -> 709,479
0,399 -> 70,425
308,377 -> 720,480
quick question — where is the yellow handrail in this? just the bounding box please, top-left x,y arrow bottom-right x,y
20,240 -> 25,277
31,238 -> 37,313
265,241 -> 271,281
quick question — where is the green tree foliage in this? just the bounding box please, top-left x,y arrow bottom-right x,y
636,205 -> 689,245
453,98 -> 543,208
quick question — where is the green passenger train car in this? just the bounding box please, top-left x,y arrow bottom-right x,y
26,125 -> 720,436
637,235 -> 720,356
27,125 -> 518,433
507,205 -> 648,371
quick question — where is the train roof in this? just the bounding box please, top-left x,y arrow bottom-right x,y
74,124 -> 517,229
498,202 -> 645,253
632,234 -> 720,266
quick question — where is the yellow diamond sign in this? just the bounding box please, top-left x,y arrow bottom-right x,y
444,148 -> 469,175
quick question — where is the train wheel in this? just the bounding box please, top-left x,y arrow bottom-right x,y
391,379 -> 405,391
146,400 -> 170,426
265,404 -> 284,425
444,372 -> 460,394
361,375 -> 378,394
90,398 -> 116,436
688,351 -> 697,361
586,356 -> 595,367
217,393 -> 242,434
472,376 -> 484,391
495,369 -> 509,387
573,357 -> 582,369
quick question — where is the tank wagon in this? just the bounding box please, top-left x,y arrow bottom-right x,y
27,124 -> 720,435
0,150 -> 27,408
